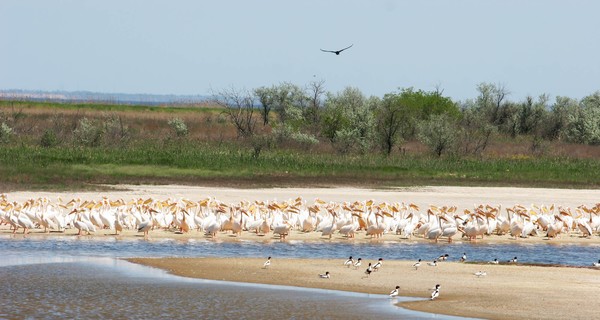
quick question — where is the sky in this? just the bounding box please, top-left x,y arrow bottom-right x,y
1,0 -> 599,101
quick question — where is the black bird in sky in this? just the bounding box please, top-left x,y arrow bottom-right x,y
320,44 -> 353,55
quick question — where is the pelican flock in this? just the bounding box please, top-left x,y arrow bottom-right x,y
0,194 -> 599,241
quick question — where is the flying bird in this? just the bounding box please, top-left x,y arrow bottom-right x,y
320,44 -> 353,55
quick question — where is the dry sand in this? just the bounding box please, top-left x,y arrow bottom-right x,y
128,257 -> 600,320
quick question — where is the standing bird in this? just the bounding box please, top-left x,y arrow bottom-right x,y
353,258 -> 362,269
509,256 -> 518,263
413,259 -> 422,270
320,44 -> 353,55
488,258 -> 499,264
319,271 -> 330,279
263,256 -> 271,269
389,285 -> 400,298
593,260 -> 600,267
428,260 -> 437,267
430,284 -> 441,300
474,271 -> 487,277
344,256 -> 354,268
460,253 -> 467,262
373,258 -> 383,272
364,263 -> 373,277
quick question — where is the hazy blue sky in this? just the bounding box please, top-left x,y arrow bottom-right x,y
1,0 -> 599,101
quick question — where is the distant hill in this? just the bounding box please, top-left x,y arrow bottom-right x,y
0,89 -> 211,106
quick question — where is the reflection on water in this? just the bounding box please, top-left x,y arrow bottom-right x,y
0,258 -> 467,319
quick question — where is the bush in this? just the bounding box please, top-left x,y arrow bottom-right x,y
0,122 -> 13,143
168,117 -> 189,137
73,117 -> 103,147
40,130 -> 58,147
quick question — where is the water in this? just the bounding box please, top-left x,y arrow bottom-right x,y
1,235 -> 598,266
2,236 -> 597,319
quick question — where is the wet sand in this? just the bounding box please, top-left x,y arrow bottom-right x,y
129,257 -> 600,320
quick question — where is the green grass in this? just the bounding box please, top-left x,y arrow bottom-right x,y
1,143 -> 599,190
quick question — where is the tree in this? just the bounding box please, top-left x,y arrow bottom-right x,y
458,100 -> 496,155
213,87 -> 257,138
321,87 -> 374,153
545,96 -> 579,140
374,95 -> 403,156
476,82 -> 510,125
305,80 -> 326,129
565,91 -> 600,145
417,114 -> 458,157
254,86 -> 275,126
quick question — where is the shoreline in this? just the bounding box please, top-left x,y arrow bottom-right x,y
127,257 -> 600,320
2,226 -> 600,245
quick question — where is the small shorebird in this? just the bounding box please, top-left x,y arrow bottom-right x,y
460,253 -> 467,262
353,258 -> 362,269
344,256 -> 354,267
430,284 -> 441,300
413,259 -> 422,270
593,260 -> 600,267
319,271 -> 330,279
427,260 -> 437,267
488,258 -> 499,264
474,271 -> 487,277
389,285 -> 400,298
438,254 -> 449,261
363,263 -> 373,278
263,256 -> 271,269
509,256 -> 518,263
373,258 -> 383,272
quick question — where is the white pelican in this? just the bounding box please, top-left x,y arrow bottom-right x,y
460,253 -> 467,262
353,258 -> 362,269
389,286 -> 400,297
320,211 -> 337,239
17,210 -> 36,235
427,260 -> 437,267
373,258 -> 383,272
272,222 -> 292,240
474,271 -> 487,277
413,259 -> 422,270
344,256 -> 354,267
430,284 -> 441,300
263,256 -> 271,269
319,271 -> 330,279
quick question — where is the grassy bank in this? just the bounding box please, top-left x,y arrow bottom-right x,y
1,143 -> 599,190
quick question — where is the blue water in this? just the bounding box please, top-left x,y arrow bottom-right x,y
1,235 -> 598,266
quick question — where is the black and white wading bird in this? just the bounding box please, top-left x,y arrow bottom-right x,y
263,256 -> 271,269
430,284 -> 441,300
389,285 -> 400,297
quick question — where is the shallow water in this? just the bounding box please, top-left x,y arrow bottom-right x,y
0,256 -> 470,319
1,235 -> 597,266
1,235 -> 595,319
